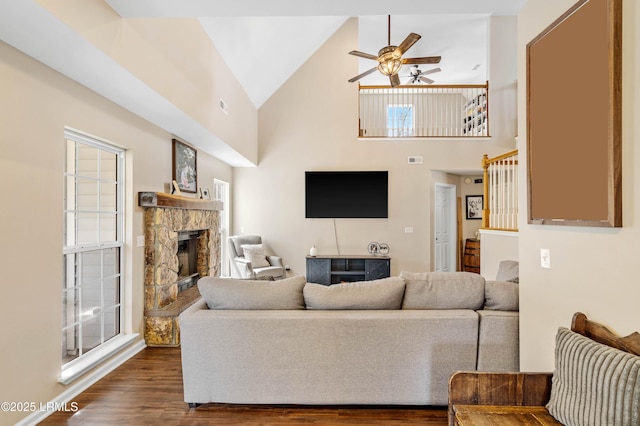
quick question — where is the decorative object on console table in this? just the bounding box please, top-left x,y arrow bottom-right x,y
306,255 -> 391,285
367,242 -> 379,255
309,245 -> 318,257
378,243 -> 390,255
463,239 -> 480,274
172,139 -> 197,193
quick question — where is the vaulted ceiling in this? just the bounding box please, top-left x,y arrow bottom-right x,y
106,0 -> 526,108
0,0 -> 525,165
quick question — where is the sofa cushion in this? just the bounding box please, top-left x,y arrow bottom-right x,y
303,277 -> 406,310
495,260 -> 519,283
198,275 -> 306,310
400,271 -> 485,310
241,244 -> 270,268
546,327 -> 640,426
484,280 -> 519,311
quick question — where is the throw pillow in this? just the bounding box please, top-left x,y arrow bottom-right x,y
400,271 -> 485,310
240,244 -> 270,268
303,277 -> 406,310
546,327 -> 640,426
483,280 -> 519,311
198,275 -> 306,310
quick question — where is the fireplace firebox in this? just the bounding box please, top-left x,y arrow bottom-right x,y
177,231 -> 200,292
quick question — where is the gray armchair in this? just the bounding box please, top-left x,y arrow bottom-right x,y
228,235 -> 285,280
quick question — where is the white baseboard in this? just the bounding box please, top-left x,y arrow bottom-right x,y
15,339 -> 146,426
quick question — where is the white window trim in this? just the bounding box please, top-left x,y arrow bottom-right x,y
62,128 -> 132,384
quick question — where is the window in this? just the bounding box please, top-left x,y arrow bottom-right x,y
387,104 -> 414,137
214,179 -> 230,277
62,129 -> 124,373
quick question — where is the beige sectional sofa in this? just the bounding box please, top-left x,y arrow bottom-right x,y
179,269 -> 519,407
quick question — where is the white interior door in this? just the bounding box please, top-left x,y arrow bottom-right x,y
434,184 -> 457,272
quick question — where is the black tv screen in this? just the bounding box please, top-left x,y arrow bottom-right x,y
305,171 -> 388,218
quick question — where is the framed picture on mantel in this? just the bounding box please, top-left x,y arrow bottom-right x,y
172,139 -> 197,193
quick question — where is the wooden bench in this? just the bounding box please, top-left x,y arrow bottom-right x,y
448,312 -> 640,426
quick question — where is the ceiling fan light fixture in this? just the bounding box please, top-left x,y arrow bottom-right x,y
377,45 -> 403,76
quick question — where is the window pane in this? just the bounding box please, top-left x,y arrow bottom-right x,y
81,315 -> 101,353
77,145 -> 99,179
103,307 -> 119,341
102,248 -> 118,278
100,151 -> 117,181
99,182 -> 117,210
77,213 -> 98,245
62,287 -> 79,328
77,178 -> 98,211
103,277 -> 120,308
99,213 -> 117,242
64,212 -> 76,247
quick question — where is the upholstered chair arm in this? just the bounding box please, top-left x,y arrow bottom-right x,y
233,257 -> 253,277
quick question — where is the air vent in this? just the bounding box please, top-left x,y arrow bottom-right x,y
408,156 -> 423,164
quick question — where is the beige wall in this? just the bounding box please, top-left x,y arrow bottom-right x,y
479,231 -> 519,280
233,18 -> 516,277
517,0 -> 640,371
0,41 -> 232,424
38,0 -> 258,165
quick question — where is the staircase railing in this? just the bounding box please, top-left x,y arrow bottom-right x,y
482,149 -> 518,231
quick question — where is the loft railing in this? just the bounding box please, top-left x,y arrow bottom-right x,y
358,82 -> 489,138
482,149 -> 518,231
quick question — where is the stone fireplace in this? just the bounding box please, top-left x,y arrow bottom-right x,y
139,192 -> 222,346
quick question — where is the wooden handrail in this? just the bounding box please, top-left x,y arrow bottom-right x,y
482,150 -> 519,230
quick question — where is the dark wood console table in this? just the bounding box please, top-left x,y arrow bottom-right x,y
306,255 -> 390,285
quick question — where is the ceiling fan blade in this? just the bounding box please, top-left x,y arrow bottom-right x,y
419,77 -> 435,84
394,33 -> 421,56
348,67 -> 378,83
349,50 -> 378,61
403,56 -> 442,65
421,67 -> 442,76
389,74 -> 401,87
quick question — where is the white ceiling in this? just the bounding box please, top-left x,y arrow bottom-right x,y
107,0 -> 526,107
0,0 -> 525,166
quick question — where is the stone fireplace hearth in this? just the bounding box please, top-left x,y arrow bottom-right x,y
139,192 -> 222,346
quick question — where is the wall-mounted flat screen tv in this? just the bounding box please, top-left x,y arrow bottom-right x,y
305,171 -> 388,218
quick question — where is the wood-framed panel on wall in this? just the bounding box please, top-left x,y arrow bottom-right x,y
526,0 -> 622,227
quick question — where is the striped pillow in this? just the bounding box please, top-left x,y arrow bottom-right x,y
546,327 -> 640,426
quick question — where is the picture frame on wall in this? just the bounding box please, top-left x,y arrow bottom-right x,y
466,195 -> 483,220
172,139 -> 197,193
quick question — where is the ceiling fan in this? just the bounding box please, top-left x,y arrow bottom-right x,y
348,16 -> 441,87
406,65 -> 441,85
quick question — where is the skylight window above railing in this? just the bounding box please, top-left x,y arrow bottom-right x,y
358,82 -> 489,138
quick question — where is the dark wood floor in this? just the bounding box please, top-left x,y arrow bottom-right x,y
41,347 -> 448,425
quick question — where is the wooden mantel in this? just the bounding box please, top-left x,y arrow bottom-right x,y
138,192 -> 223,211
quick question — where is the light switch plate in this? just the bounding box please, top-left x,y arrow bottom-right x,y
540,248 -> 551,269
137,235 -> 145,247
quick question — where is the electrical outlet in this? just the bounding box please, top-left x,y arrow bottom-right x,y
540,248 -> 551,269
404,227 -> 414,233
136,235 -> 145,247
